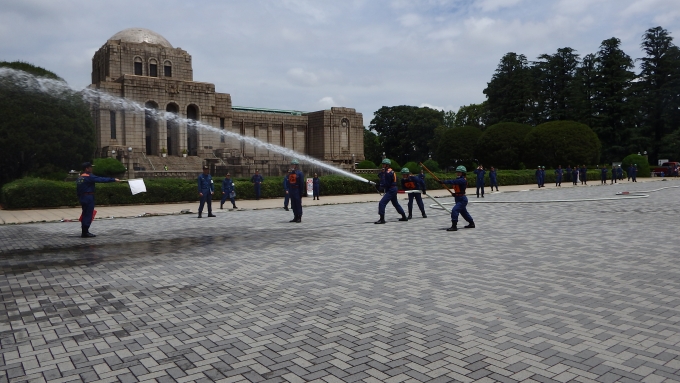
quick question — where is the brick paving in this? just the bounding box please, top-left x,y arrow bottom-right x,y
1,181 -> 680,382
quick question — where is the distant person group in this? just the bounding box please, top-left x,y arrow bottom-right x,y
196,160 -> 320,223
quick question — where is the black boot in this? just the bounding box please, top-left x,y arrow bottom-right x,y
407,211 -> 412,220
220,204 -> 223,209
446,221 -> 458,231
284,207 -> 289,211
81,228 -> 96,238
208,212 -> 216,217
289,216 -> 298,222
198,212 -> 202,218
399,213 -> 409,222
374,214 -> 386,224
422,213 -> 427,218
295,216 -> 302,223
464,222 -> 476,229
233,204 -> 237,209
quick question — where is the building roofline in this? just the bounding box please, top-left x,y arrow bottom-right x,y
232,106 -> 307,116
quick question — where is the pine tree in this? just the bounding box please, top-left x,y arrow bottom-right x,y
483,53 -> 536,125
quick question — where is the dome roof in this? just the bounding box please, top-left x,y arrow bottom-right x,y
108,28 -> 173,48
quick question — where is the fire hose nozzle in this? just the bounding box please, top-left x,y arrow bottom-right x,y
367,181 -> 376,185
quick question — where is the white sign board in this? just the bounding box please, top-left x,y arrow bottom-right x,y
659,159 -> 669,166
128,178 -> 147,195
306,178 -> 313,196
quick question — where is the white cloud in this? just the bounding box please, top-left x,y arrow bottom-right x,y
287,68 -> 319,87
318,96 -> 338,109
419,103 -> 445,111
475,0 -> 527,12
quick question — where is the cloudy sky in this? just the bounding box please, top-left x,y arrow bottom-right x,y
1,0 -> 679,126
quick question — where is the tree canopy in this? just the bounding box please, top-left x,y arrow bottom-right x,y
0,61 -> 95,185
369,106 -> 444,165
476,122 -> 532,169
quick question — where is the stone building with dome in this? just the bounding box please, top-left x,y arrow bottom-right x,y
90,27 -> 364,178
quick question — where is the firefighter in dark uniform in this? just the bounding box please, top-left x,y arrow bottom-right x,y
400,168 -> 427,219
375,159 -> 408,224
251,170 -> 263,200
76,162 -> 119,238
198,166 -> 216,218
312,173 -> 320,200
439,165 -> 475,231
220,173 -> 237,209
287,159 -> 305,222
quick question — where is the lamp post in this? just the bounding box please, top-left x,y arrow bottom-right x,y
127,147 -> 133,179
352,154 -> 355,171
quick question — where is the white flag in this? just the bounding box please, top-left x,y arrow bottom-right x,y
128,178 -> 147,195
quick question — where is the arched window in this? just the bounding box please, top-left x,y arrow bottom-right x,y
164,60 -> 172,77
145,101 -> 159,155
149,59 -> 158,77
134,57 -> 143,75
166,103 -> 179,156
187,105 -> 199,156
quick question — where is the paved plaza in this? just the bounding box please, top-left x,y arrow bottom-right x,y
1,180 -> 680,383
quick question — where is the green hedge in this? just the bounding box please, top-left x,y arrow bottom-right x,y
0,169 -> 622,209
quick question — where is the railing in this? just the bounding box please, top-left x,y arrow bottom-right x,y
140,152 -> 156,171
353,169 -> 381,174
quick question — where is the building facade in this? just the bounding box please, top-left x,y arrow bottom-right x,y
90,28 -> 364,177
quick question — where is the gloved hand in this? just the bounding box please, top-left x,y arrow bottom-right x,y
422,190 -> 427,195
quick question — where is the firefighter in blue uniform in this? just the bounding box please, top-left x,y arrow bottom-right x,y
400,168 -> 427,219
418,169 -> 427,194
220,173 -> 237,209
489,166 -> 499,191
287,159 -> 305,222
610,165 -> 617,184
571,166 -> 579,185
283,173 -> 290,211
198,166 -> 216,218
580,165 -> 587,185
375,159 -> 408,224
600,165 -> 608,185
76,162 -> 119,238
555,165 -> 563,187
251,170 -> 263,200
617,165 -> 624,181
535,166 -> 543,188
439,165 -> 475,231
473,165 -> 486,197
312,173 -> 320,200
631,164 -> 638,182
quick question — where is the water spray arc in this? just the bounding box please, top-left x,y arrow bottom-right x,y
0,68 -> 375,185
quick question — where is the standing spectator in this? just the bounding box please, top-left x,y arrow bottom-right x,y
473,165 -> 486,197
220,173 -> 237,209
283,172 -> 290,211
555,165 -> 563,187
631,164 -> 638,182
76,162 -> 120,238
600,165 -> 608,185
571,166 -> 579,185
312,173 -> 320,200
197,166 -> 216,218
627,164 -> 634,181
251,169 -> 263,200
418,169 -> 427,194
617,165 -> 624,181
535,166 -> 543,188
489,166 -> 499,191
287,159 -> 306,223
580,165 -> 588,185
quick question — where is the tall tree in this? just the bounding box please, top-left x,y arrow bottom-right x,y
483,53 -> 536,125
533,48 -> 580,122
363,128 -> 382,165
453,102 -> 489,129
637,26 -> 680,162
570,53 -> 599,128
0,61 -> 95,185
369,106 -> 444,165
592,37 -> 637,162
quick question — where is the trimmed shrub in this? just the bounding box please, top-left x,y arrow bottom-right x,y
402,162 -> 420,174
524,121 -> 601,168
476,122 -> 532,169
621,154 -> 651,177
93,158 -> 126,177
422,159 -> 440,172
356,160 -> 377,169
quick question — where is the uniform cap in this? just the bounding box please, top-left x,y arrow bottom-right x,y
381,158 -> 391,165
203,165 -> 209,169
455,165 -> 467,172
401,168 -> 410,174
291,159 -> 300,165
82,162 -> 94,169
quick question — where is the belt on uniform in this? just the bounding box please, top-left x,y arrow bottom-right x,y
81,192 -> 94,195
